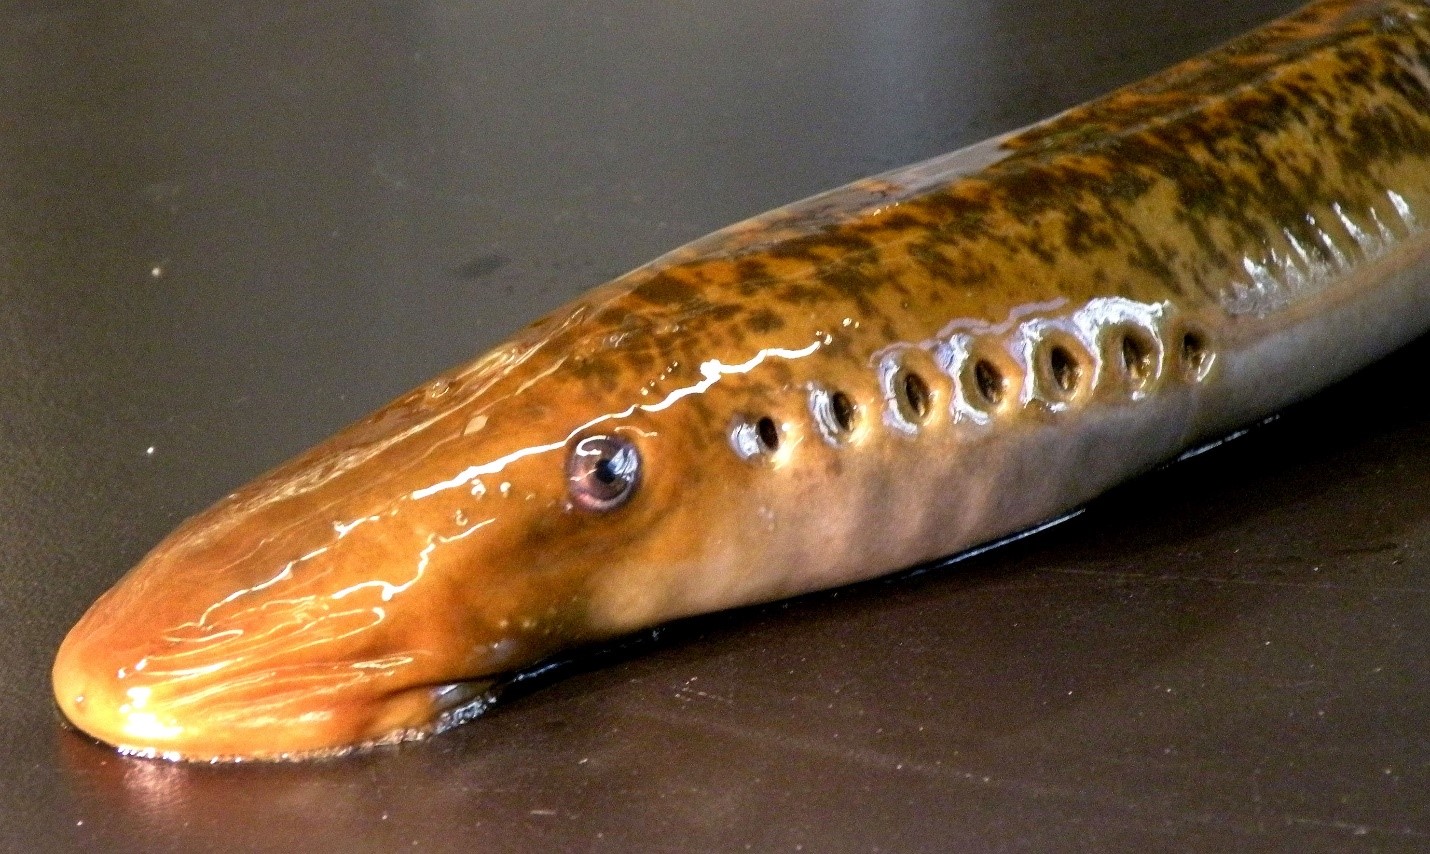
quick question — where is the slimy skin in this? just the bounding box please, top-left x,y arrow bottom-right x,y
53,0 -> 1430,761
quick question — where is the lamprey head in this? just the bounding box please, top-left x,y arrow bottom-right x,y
51,291 -> 841,760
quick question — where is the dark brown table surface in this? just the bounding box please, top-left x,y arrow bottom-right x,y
8,0 -> 1430,850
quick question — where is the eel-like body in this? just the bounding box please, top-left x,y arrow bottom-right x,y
53,0 -> 1430,761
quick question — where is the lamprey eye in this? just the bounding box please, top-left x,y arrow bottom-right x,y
567,435 -> 641,512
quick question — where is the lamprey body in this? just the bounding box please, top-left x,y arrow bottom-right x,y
53,0 -> 1430,760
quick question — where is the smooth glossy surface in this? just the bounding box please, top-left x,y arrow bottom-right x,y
49,0 -> 1430,762
13,0 -> 1430,849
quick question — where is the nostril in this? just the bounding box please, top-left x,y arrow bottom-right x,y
424,378 -> 452,400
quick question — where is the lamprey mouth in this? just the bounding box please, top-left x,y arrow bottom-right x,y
54,665 -> 503,763
52,579 -> 505,761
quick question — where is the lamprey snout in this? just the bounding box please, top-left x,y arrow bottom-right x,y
52,353 -> 729,759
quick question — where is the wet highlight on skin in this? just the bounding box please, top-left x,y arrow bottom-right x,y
53,0 -> 1430,761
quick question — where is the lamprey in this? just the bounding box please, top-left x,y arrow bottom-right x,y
53,0 -> 1430,760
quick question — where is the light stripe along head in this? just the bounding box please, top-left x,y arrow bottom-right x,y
53,0 -> 1430,760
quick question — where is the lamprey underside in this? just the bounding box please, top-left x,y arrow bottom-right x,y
53,0 -> 1430,760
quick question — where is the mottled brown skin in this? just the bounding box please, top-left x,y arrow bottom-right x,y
53,0 -> 1430,760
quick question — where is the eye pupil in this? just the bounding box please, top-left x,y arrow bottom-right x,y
567,435 -> 640,511
593,459 -> 618,485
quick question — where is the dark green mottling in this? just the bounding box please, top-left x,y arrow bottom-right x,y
487,0 -> 1430,410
